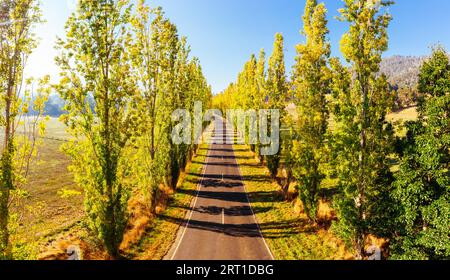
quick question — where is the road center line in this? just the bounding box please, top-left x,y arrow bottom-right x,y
222,208 -> 225,225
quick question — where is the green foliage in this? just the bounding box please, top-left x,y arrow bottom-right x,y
213,49 -> 267,161
330,0 -> 396,259
55,0 -> 138,258
391,47 -> 450,260
0,0 -> 47,259
291,0 -> 330,221
266,33 -> 288,178
129,2 -> 211,212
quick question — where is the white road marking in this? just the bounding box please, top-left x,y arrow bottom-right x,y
236,150 -> 276,261
169,121 -> 274,260
169,127 -> 213,260
222,208 -> 225,225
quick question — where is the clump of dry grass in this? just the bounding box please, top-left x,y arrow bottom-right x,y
120,193 -> 153,252
38,226 -> 108,260
316,200 -> 336,224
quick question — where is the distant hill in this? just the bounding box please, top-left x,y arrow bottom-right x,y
380,55 -> 426,90
28,94 -> 96,117
44,94 -> 66,117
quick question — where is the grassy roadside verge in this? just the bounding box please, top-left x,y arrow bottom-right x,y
234,144 -> 352,260
127,144 -> 209,260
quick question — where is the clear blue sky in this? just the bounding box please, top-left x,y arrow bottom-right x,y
28,0 -> 450,93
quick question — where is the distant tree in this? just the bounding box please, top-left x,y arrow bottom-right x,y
330,0 -> 396,259
395,86 -> 418,110
243,55 -> 258,112
266,33 -> 287,178
55,0 -> 138,258
291,0 -> 330,220
391,47 -> 450,260
255,49 -> 267,162
0,0 -> 47,259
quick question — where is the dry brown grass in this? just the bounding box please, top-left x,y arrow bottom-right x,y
387,107 -> 418,123
120,193 -> 153,252
39,226 -> 109,260
316,200 -> 336,224
12,137 -> 84,247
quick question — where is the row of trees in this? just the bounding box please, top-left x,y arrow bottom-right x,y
214,0 -> 449,260
1,0 -> 212,259
55,0 -> 211,258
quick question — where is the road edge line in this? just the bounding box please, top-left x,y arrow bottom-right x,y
168,132 -> 212,260
234,145 -> 276,261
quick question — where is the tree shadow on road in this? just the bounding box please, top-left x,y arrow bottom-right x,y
159,211 -> 306,239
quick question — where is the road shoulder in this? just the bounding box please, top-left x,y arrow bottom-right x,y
233,144 -> 352,260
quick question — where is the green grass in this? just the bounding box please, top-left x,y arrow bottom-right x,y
387,107 -> 418,137
234,144 -> 352,260
43,117 -> 71,141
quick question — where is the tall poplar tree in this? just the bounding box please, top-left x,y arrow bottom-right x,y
291,0 -> 330,221
255,49 -> 267,160
55,0 -> 138,258
0,0 -> 46,259
331,0 -> 395,259
266,33 -> 287,178
391,47 -> 450,260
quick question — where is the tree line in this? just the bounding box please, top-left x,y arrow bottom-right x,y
214,0 -> 449,260
1,0 -> 212,259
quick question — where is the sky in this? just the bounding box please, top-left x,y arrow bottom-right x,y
27,0 -> 450,93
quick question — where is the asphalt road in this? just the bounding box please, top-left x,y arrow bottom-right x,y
166,120 -> 274,260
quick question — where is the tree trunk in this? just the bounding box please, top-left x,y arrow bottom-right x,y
357,75 -> 368,261
0,183 -> 10,258
282,169 -> 292,201
0,82 -> 14,258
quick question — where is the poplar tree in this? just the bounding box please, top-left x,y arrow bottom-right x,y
55,0 -> 138,258
244,55 -> 258,111
291,0 -> 330,221
0,0 -> 46,259
255,49 -> 267,161
391,47 -> 450,260
266,33 -> 287,178
174,37 -> 192,171
244,55 -> 258,147
331,0 -> 395,259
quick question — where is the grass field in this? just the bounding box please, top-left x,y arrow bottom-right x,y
10,118 -> 83,257
387,107 -> 419,136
